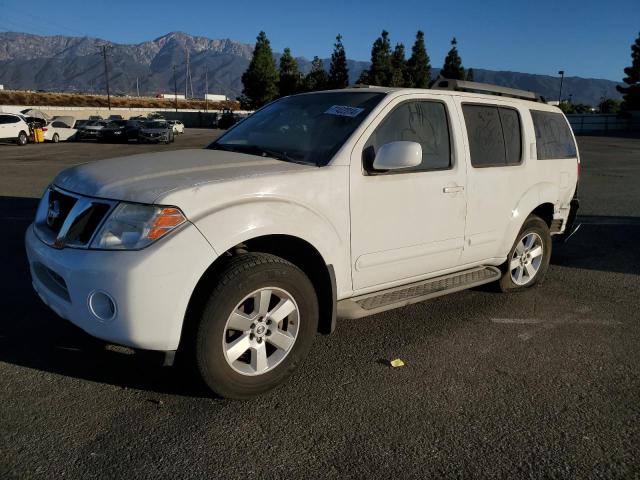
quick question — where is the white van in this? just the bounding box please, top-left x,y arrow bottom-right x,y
25,80 -> 579,398
0,112 -> 30,145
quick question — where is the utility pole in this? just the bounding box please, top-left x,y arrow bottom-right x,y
136,77 -> 139,97
558,70 -> 565,104
101,45 -> 111,110
205,67 -> 209,112
173,65 -> 178,112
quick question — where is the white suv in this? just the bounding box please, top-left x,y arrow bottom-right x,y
25,81 -> 579,398
0,112 -> 30,145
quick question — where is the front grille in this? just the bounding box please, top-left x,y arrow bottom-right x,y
34,186 -> 116,249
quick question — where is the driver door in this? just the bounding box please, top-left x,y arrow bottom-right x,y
349,94 -> 467,291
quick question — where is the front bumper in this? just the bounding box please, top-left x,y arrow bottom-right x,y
25,222 -> 217,351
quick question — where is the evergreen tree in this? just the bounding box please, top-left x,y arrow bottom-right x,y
240,31 -> 278,109
466,67 -> 474,82
367,30 -> 393,85
441,37 -> 465,80
328,34 -> 349,89
406,30 -> 431,88
304,56 -> 329,91
617,31 -> 640,111
278,47 -> 301,97
390,43 -> 408,87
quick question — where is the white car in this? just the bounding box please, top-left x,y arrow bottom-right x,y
0,112 -> 30,145
44,116 -> 78,142
168,120 -> 184,134
25,81 -> 579,399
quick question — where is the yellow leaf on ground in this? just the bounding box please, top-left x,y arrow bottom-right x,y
389,358 -> 405,368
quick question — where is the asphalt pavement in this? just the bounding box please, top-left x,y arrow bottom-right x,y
1,131 -> 639,479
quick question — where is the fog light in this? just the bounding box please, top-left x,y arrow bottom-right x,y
88,291 -> 117,322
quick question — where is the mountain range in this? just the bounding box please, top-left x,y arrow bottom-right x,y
0,31 -> 622,106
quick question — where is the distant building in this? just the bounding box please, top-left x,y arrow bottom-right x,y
157,93 -> 186,100
0,85 -> 4,90
204,94 -> 228,102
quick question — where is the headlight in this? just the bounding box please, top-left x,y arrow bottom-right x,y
91,203 -> 186,250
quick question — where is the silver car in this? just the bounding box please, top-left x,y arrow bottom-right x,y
138,120 -> 174,144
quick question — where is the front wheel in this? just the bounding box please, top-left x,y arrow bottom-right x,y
190,253 -> 318,399
498,215 -> 551,292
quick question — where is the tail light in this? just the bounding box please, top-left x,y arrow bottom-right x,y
42,127 -> 48,132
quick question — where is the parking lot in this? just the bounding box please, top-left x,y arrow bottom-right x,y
1,131 -> 639,478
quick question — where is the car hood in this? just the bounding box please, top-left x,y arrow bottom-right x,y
53,148 -> 312,205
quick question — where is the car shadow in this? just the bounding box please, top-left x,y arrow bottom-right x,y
552,215 -> 640,276
1,196 -> 638,396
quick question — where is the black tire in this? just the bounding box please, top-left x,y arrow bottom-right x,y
498,215 -> 551,292
52,133 -> 59,143
17,131 -> 28,146
190,253 -> 318,399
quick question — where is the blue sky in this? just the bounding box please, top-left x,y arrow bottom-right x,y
0,0 -> 637,81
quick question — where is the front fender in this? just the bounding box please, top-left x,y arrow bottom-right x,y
193,194 -> 350,294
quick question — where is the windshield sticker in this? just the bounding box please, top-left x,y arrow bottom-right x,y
324,105 -> 365,117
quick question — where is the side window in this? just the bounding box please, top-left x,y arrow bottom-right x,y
364,101 -> 451,172
530,110 -> 577,159
0,115 -> 9,124
52,121 -> 70,128
462,104 -> 522,167
499,108 -> 522,165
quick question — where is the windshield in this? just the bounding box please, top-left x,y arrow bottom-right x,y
208,91 -> 385,166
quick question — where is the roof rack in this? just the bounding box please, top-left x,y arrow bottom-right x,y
430,77 -> 544,102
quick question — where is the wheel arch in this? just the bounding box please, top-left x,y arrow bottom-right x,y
180,233 -> 337,353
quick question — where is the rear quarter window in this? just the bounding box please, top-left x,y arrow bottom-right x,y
530,110 -> 577,159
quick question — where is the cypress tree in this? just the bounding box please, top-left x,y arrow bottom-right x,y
304,56 -> 328,91
441,37 -> 465,80
466,67 -> 475,82
328,34 -> 349,89
617,32 -> 640,111
240,31 -> 278,109
278,47 -> 301,97
368,30 -> 393,85
406,30 -> 431,88
390,43 -> 408,87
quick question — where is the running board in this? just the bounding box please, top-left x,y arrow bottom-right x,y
338,266 -> 501,319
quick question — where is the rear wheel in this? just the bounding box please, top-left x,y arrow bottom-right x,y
498,215 -> 551,292
17,131 -> 28,146
52,133 -> 59,143
190,253 -> 318,399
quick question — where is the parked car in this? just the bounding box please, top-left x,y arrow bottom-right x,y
0,112 -> 30,145
148,112 -> 165,120
25,82 -> 580,399
76,120 -> 109,140
20,108 -> 50,128
108,114 -> 124,120
138,120 -> 174,143
88,115 -> 103,121
167,120 -> 185,134
43,116 -> 77,142
97,120 -> 141,143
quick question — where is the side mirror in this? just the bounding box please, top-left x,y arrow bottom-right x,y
372,141 -> 422,171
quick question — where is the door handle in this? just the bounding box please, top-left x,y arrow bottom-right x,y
442,186 -> 464,194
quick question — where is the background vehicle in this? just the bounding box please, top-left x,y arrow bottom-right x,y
138,120 -> 174,143
26,83 -> 579,399
0,112 -> 30,145
43,116 -> 77,142
167,120 -> 184,134
20,108 -> 49,128
76,120 -> 108,140
97,120 -> 141,142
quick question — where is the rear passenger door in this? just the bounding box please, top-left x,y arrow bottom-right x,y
458,101 -> 527,264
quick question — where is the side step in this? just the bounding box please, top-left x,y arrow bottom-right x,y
338,266 -> 501,319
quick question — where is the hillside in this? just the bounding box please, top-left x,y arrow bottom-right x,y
0,31 -> 622,106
